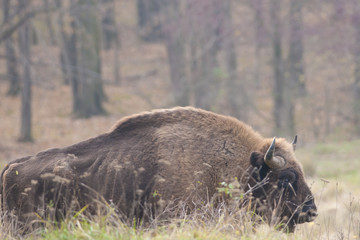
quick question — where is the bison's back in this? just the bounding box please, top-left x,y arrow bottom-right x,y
1,107 -> 263,227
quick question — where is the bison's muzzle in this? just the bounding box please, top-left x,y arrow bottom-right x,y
288,199 -> 317,231
297,199 -> 318,223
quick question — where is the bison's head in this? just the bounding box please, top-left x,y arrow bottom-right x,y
248,136 -> 317,232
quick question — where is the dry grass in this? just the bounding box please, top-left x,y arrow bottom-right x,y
0,182 -> 320,240
0,177 -> 358,240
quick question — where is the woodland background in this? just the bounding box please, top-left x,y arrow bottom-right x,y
1,1 -> 360,239
1,0 -> 360,144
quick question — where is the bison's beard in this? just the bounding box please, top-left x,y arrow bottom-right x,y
272,199 -> 317,233
249,187 -> 310,233
284,207 -> 317,232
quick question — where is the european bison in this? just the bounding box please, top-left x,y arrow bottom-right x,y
0,107 -> 317,232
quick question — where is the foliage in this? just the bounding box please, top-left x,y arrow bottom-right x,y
217,178 -> 243,200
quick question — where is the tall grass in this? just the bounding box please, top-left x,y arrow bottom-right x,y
0,200 -> 293,240
2,140 -> 360,239
0,184 -> 341,240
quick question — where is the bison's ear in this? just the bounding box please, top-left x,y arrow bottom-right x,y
250,152 -> 265,168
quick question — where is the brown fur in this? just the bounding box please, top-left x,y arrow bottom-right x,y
0,107 -> 316,231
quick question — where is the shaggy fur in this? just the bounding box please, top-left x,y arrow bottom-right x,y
0,107 -> 316,231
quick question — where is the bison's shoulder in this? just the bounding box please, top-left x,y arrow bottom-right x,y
109,107 -> 261,140
109,107 -> 198,132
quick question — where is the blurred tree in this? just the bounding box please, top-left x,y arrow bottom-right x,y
352,1 -> 360,135
192,1 -> 220,110
18,0 -> 33,142
101,0 -> 121,83
164,0 -> 189,106
30,25 -> 38,46
3,0 -> 20,96
251,0 -> 266,86
270,0 -> 287,136
282,0 -> 305,136
189,28 -> 199,107
43,0 -> 57,45
57,0 -> 72,85
58,0 -> 80,111
68,17 -> 80,115
0,6 -> 38,43
137,0 -> 166,42
270,0 -> 305,137
73,0 -> 106,118
101,0 -> 117,50
287,0 -> 305,97
163,0 -> 242,111
222,0 -> 247,120
57,0 -> 106,118
113,28 -> 121,84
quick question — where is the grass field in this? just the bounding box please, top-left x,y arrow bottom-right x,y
1,83 -> 360,239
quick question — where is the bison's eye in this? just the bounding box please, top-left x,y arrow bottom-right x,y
278,169 -> 297,189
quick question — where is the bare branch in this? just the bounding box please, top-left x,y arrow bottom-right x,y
0,6 -> 58,43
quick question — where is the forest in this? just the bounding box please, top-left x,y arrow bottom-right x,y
1,0 -> 360,239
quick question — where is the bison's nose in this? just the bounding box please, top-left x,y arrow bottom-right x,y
305,209 -> 318,222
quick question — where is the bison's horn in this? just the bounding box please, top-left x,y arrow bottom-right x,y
292,135 -> 298,151
264,137 -> 286,168
264,137 -> 276,161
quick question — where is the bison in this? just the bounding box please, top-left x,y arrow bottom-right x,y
0,107 -> 317,232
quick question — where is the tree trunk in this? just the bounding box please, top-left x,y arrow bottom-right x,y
30,24 -> 38,46
195,41 -> 218,110
112,0 -> 121,84
74,0 -> 106,118
271,0 -> 288,136
166,38 -> 188,106
271,0 -> 301,137
57,0 -> 71,85
68,17 -> 80,114
101,0 -> 117,50
282,0 -> 305,137
353,1 -> 360,135
193,1 -> 219,110
0,6 -> 40,43
3,0 -> 20,96
137,0 -> 150,29
113,29 -> 121,84
288,0 -> 306,97
43,0 -> 56,45
57,0 -> 80,99
18,0 -> 33,142
165,1 -> 189,106
101,0 -> 121,83
222,0 -> 246,120
251,0 -> 265,86
137,0 -> 166,42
